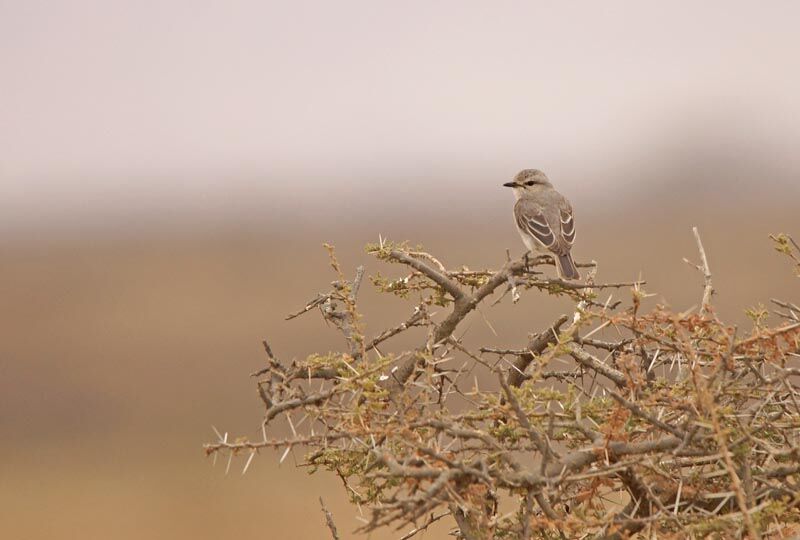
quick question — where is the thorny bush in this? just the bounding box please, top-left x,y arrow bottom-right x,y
206,232 -> 800,540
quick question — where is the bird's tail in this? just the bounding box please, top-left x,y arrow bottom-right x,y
556,253 -> 580,280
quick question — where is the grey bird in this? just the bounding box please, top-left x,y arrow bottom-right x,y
504,169 -> 580,280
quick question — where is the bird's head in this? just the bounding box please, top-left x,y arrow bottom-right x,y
503,169 -> 552,195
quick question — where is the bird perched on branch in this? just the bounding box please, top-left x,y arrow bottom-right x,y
504,169 -> 580,280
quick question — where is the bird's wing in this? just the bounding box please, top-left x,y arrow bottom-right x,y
559,199 -> 576,247
514,199 -> 559,252
515,197 -> 576,255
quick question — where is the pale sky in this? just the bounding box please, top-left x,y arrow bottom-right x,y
2,1 -> 799,232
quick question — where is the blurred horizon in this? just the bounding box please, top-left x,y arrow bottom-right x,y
3,1 -> 800,240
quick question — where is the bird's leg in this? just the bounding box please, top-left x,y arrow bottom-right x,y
524,251 -> 532,272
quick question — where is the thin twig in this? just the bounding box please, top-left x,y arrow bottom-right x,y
398,511 -> 451,540
686,226 -> 714,315
319,497 -> 341,540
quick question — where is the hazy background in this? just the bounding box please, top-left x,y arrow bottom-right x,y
1,2 -> 798,538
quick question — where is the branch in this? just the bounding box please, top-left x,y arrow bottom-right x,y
531,278 -> 645,291
499,374 -> 549,456
607,388 -> 686,438
398,511 -> 450,540
684,226 -> 714,315
567,345 -> 627,388
319,497 -> 341,540
450,504 -> 489,540
386,250 -> 465,301
507,315 -> 570,388
286,293 -> 331,320
363,306 -> 428,353
386,257 -> 529,393
433,258 -> 527,345
544,436 -> 682,478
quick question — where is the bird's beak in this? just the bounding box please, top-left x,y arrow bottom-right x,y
503,182 -> 518,188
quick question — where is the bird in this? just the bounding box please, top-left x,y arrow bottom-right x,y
504,169 -> 580,280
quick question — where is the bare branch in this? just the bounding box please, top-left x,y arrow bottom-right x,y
507,314 -> 570,388
319,497 -> 341,540
398,511 -> 450,540
385,249 -> 465,301
567,345 -> 627,388
364,306 -> 428,353
286,293 -> 331,321
685,226 -> 714,315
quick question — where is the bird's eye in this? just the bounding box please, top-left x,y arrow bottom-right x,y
525,180 -> 536,186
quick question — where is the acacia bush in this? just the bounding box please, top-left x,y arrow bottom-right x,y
206,231 -> 800,540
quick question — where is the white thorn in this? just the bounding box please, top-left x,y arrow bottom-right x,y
242,452 -> 256,475
279,445 -> 291,464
